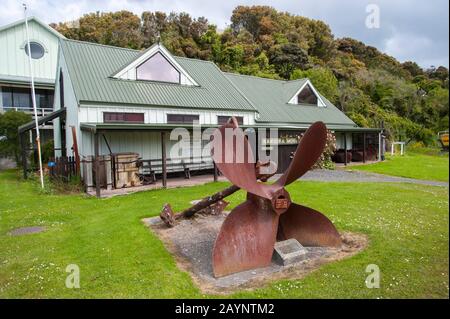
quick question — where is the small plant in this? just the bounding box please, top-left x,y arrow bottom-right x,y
28,170 -> 84,195
313,130 -> 337,170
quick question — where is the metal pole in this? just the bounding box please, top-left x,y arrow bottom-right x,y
23,4 -> 44,188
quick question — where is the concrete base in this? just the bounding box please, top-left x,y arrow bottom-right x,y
273,239 -> 307,266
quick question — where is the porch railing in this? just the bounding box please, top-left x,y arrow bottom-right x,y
1,106 -> 54,119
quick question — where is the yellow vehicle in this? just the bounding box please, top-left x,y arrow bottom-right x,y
438,131 -> 449,151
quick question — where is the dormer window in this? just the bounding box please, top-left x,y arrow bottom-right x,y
287,80 -> 326,107
112,43 -> 198,86
297,84 -> 318,105
136,52 -> 181,84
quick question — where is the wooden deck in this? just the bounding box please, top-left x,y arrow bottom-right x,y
87,174 -> 227,198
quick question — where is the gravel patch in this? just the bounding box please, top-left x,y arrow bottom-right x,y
143,212 -> 367,294
270,169 -> 448,187
8,226 -> 46,236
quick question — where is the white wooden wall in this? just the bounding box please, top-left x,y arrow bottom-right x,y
81,130 -> 211,160
78,104 -> 255,126
0,20 -> 60,81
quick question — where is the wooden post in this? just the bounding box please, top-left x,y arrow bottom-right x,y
378,132 -> 382,161
94,132 -> 101,198
344,132 -> 347,166
363,132 -> 367,163
161,131 -> 167,188
213,162 -> 218,182
19,133 -> 28,179
61,119 -> 66,157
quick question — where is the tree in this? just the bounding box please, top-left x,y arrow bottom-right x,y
141,11 -> 167,47
0,111 -> 32,165
402,61 -> 424,77
54,11 -> 143,49
269,43 -> 309,79
230,5 -> 278,38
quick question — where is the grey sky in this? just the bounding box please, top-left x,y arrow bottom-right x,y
1,0 -> 448,68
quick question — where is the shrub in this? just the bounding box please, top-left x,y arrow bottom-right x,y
313,130 -> 336,169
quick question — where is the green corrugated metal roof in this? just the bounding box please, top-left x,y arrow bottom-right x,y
60,39 -> 255,111
224,73 -> 356,127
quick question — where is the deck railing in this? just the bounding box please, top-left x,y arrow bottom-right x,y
0,106 -> 54,118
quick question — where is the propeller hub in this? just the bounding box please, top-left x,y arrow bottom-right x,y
270,188 -> 291,215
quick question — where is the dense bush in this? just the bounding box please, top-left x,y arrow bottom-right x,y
313,130 -> 337,170
0,111 -> 32,165
51,6 -> 449,145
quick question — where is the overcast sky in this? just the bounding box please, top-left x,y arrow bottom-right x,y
1,0 -> 448,68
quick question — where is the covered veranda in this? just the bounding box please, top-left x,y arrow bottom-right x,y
330,126 -> 384,166
80,122 -> 383,198
80,122 -> 222,198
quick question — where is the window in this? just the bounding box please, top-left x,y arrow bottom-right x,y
297,84 -> 318,105
1,87 -> 13,108
167,114 -> 199,124
136,52 -> 180,83
217,116 -> 244,126
1,87 -> 54,110
25,42 -> 45,59
103,112 -> 145,123
35,89 -> 54,109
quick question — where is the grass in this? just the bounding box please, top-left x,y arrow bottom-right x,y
350,152 -> 449,182
0,169 -> 448,298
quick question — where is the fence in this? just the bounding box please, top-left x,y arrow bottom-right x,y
48,156 -> 78,180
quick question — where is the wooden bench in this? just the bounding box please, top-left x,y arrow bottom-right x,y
138,157 -> 214,182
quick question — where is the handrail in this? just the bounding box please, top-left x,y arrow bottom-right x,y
1,106 -> 54,117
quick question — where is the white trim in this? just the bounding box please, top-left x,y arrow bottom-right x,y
112,43 -> 199,86
0,16 -> 65,39
287,79 -> 326,107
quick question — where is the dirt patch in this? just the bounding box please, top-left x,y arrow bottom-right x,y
8,226 -> 46,236
143,212 -> 368,294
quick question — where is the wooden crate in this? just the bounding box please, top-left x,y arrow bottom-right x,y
113,153 -> 141,188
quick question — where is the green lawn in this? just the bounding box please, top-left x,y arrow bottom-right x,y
0,170 -> 448,298
351,152 -> 449,182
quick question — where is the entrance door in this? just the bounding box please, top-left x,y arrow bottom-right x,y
277,145 -> 298,173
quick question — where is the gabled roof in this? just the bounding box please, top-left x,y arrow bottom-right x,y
112,42 -> 199,86
0,16 -> 65,39
224,73 -> 356,127
60,39 -> 255,111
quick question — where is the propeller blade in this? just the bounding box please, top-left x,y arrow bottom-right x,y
278,203 -> 341,247
212,121 -> 276,199
276,121 -> 327,186
212,198 -> 279,277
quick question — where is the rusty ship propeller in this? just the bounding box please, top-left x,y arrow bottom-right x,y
211,118 -> 341,277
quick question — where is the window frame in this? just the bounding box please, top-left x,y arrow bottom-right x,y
135,52 -> 181,84
217,116 -> 244,126
167,114 -> 200,124
24,41 -> 45,60
103,112 -> 145,124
